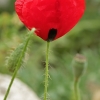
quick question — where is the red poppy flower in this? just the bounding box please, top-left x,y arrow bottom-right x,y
15,0 -> 85,41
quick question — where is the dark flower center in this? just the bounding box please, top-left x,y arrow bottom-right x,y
47,28 -> 57,42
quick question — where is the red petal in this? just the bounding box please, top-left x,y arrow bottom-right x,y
15,0 -> 85,41
15,0 -> 25,23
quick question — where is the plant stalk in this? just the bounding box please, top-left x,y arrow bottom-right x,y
3,29 -> 34,100
44,42 -> 50,100
74,78 -> 80,100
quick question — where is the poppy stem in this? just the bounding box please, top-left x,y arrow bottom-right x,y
44,41 -> 50,100
73,78 -> 80,100
3,29 -> 34,100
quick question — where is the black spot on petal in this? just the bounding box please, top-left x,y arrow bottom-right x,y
47,28 -> 57,42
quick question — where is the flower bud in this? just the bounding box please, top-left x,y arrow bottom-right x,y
72,54 -> 87,79
6,28 -> 35,72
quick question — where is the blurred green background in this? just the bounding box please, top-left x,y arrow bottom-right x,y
0,0 -> 100,100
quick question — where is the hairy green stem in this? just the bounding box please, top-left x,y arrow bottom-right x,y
3,29 -> 34,100
44,42 -> 50,100
74,78 -> 80,100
